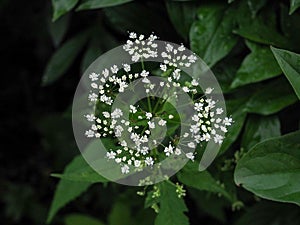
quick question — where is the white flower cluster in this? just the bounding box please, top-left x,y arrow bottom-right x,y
123,32 -> 158,62
84,32 -> 233,174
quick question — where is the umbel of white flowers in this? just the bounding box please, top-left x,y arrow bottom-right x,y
84,32 -> 233,174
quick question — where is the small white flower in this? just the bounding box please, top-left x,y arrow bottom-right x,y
123,64 -> 131,72
216,108 -> 223,114
106,151 -> 116,159
187,142 -> 196,148
111,65 -> 119,74
191,79 -> 199,86
160,64 -> 167,72
141,70 -> 149,77
145,157 -> 154,166
174,148 -> 181,155
102,111 -> 110,118
88,93 -> 98,102
134,160 -> 141,167
129,32 -> 137,39
223,117 -> 233,126
121,164 -> 130,174
164,144 -> 174,156
214,134 -> 224,145
158,119 -> 167,126
89,72 -> 99,81
186,152 -> 195,161
85,130 -> 94,137
85,114 -> 95,121
145,112 -> 152,120
129,105 -> 137,113
182,86 -> 190,92
205,87 -> 214,94
148,121 -> 155,129
168,114 -> 174,119
111,108 -> 123,119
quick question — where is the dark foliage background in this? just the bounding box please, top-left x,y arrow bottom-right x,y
1,0 -> 300,224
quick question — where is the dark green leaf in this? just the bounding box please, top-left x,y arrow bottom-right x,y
234,130 -> 300,206
48,14 -> 70,47
234,202 -> 300,225
65,214 -> 105,225
51,0 -> 79,21
177,162 -> 235,202
190,3 -> 238,67
271,46 -> 300,100
47,155 -> 93,223
231,41 -> 282,88
241,115 -> 281,151
166,1 -> 197,41
108,202 -> 132,225
43,31 -> 89,86
290,0 -> 300,14
245,78 -> 298,115
155,182 -> 189,225
77,0 -> 132,11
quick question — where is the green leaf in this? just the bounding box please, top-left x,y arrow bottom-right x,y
235,2 -> 289,48
234,130 -> 300,206
108,202 -> 132,225
231,41 -> 282,88
190,3 -> 238,67
52,0 -> 79,21
177,162 -> 235,202
48,14 -> 70,47
65,214 -> 105,225
241,115 -> 281,151
80,38 -> 103,73
246,0 -> 268,17
77,0 -> 132,11
155,182 -> 189,225
43,31 -> 89,86
234,202 -> 300,225
245,78 -> 298,115
103,2 -> 174,38
166,1 -> 197,41
271,47 -> 300,100
47,155 -> 93,223
290,0 -> 300,14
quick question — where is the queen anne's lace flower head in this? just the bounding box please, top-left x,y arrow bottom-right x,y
84,32 -> 233,176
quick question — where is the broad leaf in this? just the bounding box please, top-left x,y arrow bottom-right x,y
290,0 -> 300,14
155,182 -> 189,225
48,14 -> 70,47
190,3 -> 238,67
47,155 -> 93,223
231,41 -> 281,88
166,1 -> 197,41
65,214 -> 105,225
241,115 -> 281,151
108,202 -> 132,225
271,47 -> 300,100
77,0 -> 132,11
51,0 -> 79,21
43,31 -> 89,86
234,202 -> 300,225
234,130 -> 300,206
177,162 -> 235,202
245,78 -> 298,115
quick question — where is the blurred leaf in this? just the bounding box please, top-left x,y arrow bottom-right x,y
52,0 -> 79,21
190,3 -> 238,67
234,202 -> 300,225
155,182 -> 189,225
231,41 -> 281,88
235,2 -> 289,48
77,0 -> 132,11
271,47 -> 300,100
65,214 -> 105,225
103,1 -> 174,38
241,115 -> 281,151
177,162 -> 235,202
43,31 -> 89,86
47,155 -> 93,223
166,1 -> 197,41
48,14 -> 70,47
245,78 -> 298,115
80,38 -> 103,73
246,0 -> 268,17
290,0 -> 300,14
234,130 -> 300,206
108,202 -> 132,225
